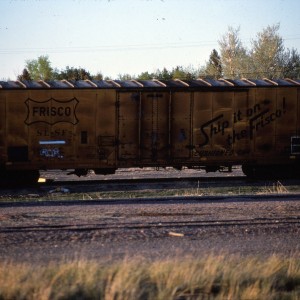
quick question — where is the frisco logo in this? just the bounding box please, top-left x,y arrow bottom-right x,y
25,98 -> 79,125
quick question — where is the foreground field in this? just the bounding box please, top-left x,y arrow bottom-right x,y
1,254 -> 299,300
0,170 -> 299,299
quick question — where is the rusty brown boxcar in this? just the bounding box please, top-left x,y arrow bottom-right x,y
0,78 -> 300,182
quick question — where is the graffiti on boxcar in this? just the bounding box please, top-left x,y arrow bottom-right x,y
199,98 -> 286,147
25,98 -> 79,125
178,128 -> 187,142
40,147 -> 64,159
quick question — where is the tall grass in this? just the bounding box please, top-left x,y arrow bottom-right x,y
0,254 -> 299,299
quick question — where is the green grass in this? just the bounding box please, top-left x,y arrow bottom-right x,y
0,254 -> 299,300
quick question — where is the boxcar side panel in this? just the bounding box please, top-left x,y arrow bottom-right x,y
96,89 -> 117,168
117,91 -> 140,162
252,88 -> 277,159
26,89 -> 77,169
6,90 -> 30,167
298,88 -> 300,136
193,91 -> 235,164
0,91 -> 5,165
74,90 -> 97,166
192,91 -> 213,161
170,92 -> 191,159
275,87 -> 297,158
298,88 -> 300,133
211,91 -> 234,151
231,89 -> 253,159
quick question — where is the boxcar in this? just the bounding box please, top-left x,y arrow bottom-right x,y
0,78 -> 300,182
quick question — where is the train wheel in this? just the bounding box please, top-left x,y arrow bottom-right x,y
242,165 -> 255,177
242,164 -> 294,179
0,170 -> 40,186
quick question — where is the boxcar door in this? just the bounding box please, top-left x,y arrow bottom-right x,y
140,92 -> 169,164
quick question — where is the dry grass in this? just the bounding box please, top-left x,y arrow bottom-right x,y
0,254 -> 299,300
259,181 -> 290,194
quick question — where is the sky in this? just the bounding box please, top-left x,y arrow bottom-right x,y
1,0 -> 300,80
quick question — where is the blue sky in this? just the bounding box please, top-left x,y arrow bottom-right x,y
1,0 -> 300,80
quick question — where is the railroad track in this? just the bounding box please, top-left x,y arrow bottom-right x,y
1,216 -> 299,234
0,175 -> 258,194
41,176 -> 249,196
41,175 -> 246,184
0,196 -> 299,261
0,172 -> 300,192
39,176 -> 300,192
1,192 -> 300,207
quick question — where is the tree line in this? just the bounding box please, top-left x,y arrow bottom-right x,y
18,24 -> 300,82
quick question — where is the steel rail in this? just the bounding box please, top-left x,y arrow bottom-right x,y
1,216 -> 299,234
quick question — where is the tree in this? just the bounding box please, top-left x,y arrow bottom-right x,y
117,73 -> 133,80
25,55 -> 53,80
17,68 -> 32,81
202,49 -> 223,79
54,66 -> 91,80
154,68 -> 173,80
137,71 -> 155,80
92,72 -> 103,80
250,24 -> 285,78
281,48 -> 300,79
219,26 -> 249,78
171,66 -> 195,80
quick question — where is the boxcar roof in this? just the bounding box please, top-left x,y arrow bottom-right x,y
0,78 -> 299,89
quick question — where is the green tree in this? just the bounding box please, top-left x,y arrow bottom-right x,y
172,66 -> 186,79
282,48 -> 300,78
250,24 -> 285,78
154,68 -> 172,80
117,73 -> 133,80
54,66 -> 91,80
17,68 -> 32,81
92,72 -> 103,80
25,55 -> 53,80
202,49 -> 223,79
219,26 -> 249,78
171,66 -> 196,80
137,71 -> 155,80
